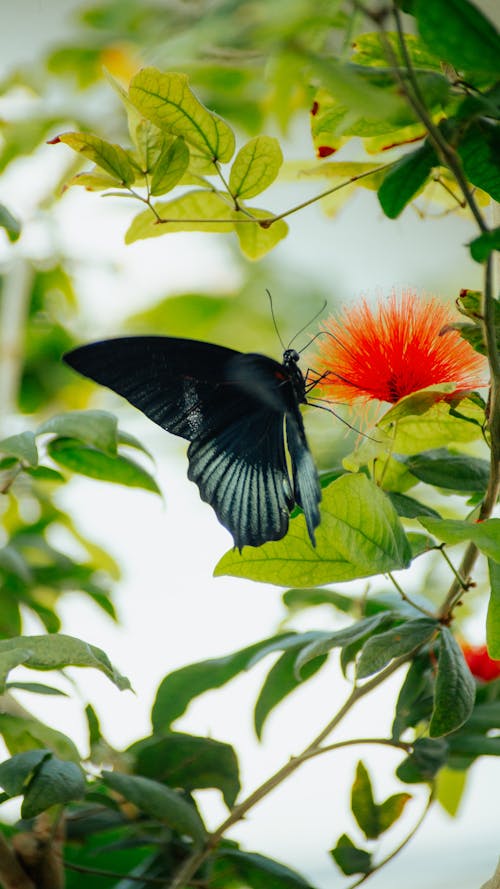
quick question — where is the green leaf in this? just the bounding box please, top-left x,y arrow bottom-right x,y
420,517 -> 500,563
379,394 -> 485,453
378,141 -> 437,218
37,410 -> 118,455
392,656 -> 434,740
351,762 -> 378,839
487,560 -> 500,659
6,681 -> 68,697
0,750 -> 51,796
229,136 -> 283,199
386,491 -> 440,519
351,761 -> 410,839
125,190 -> 234,243
469,227 -> 500,263
150,136 -> 190,196
53,132 -> 139,185
130,732 -> 240,809
447,734 -> 500,756
430,628 -> 476,737
282,587 -> 401,617
152,633 -> 301,730
294,613 -> 394,676
396,737 -> 449,783
0,431 -> 38,466
401,448 -> 490,492
23,466 -> 65,483
215,474 -> 411,587
0,203 -> 21,241
357,619 -> 438,679
101,771 -> 206,846
415,0 -> 500,73
235,208 -> 289,259
435,766 -> 468,816
254,649 -> 327,739
22,756 -> 85,818
0,714 -> 80,762
0,634 -> 130,692
458,120 -> 500,202
66,169 -> 125,191
212,848 -> 315,889
47,437 -> 160,494
330,834 -> 372,876
128,69 -> 235,163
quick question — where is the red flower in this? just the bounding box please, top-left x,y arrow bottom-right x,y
312,291 -> 487,406
461,643 -> 500,682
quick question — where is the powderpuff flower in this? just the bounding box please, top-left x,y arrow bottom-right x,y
312,291 -> 487,407
461,643 -> 500,682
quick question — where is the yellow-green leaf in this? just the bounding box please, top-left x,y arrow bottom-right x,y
215,474 -> 411,587
66,169 -> 126,191
125,190 -> 234,243
234,208 -> 288,259
128,68 -> 235,163
379,394 -> 485,454
54,132 -> 139,185
229,136 -> 283,200
150,136 -> 190,196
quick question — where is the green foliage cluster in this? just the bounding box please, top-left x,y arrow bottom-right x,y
0,0 -> 499,887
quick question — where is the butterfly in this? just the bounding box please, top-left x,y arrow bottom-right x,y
63,336 -> 321,549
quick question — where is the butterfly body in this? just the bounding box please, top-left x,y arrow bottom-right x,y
64,336 -> 321,549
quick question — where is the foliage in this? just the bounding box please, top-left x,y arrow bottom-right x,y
0,0 -> 499,888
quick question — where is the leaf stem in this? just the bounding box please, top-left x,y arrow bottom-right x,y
168,651 -> 415,889
388,573 -> 435,618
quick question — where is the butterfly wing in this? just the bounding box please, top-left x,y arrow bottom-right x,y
64,337 -> 307,547
285,411 -> 321,546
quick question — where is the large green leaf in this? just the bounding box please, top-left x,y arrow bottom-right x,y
129,732 -> 240,808
38,410 -> 118,455
420,517 -> 500,563
0,634 -> 129,692
458,120 -> 500,202
0,750 -> 51,796
294,613 -> 394,676
378,141 -> 437,218
0,713 -> 80,762
47,437 -> 160,494
401,449 -> 490,492
429,629 -> 476,737
125,190 -> 234,243
396,737 -> 449,783
469,227 -> 500,264
129,69 -> 235,163
152,633 -> 303,731
101,771 -> 206,846
357,618 -> 438,679
254,649 -> 327,739
215,475 -> 411,587
415,0 -> 500,73
487,560 -> 500,659
21,756 -> 85,819
229,136 -> 283,199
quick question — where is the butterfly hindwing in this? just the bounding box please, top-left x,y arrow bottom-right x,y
64,336 -> 321,548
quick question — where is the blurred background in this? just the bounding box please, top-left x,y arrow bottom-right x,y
0,2 -> 498,887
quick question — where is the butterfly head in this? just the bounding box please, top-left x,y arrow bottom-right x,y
283,348 -> 300,366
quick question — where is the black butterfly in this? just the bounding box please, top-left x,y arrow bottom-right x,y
63,337 -> 321,549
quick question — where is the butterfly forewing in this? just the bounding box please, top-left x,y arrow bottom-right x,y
64,336 -> 321,548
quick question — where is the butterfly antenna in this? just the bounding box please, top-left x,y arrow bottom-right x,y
307,396 -> 381,443
266,289 -> 286,351
288,299 -> 328,350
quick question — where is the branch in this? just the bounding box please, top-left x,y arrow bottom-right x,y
0,830 -> 35,889
168,650 -> 420,889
